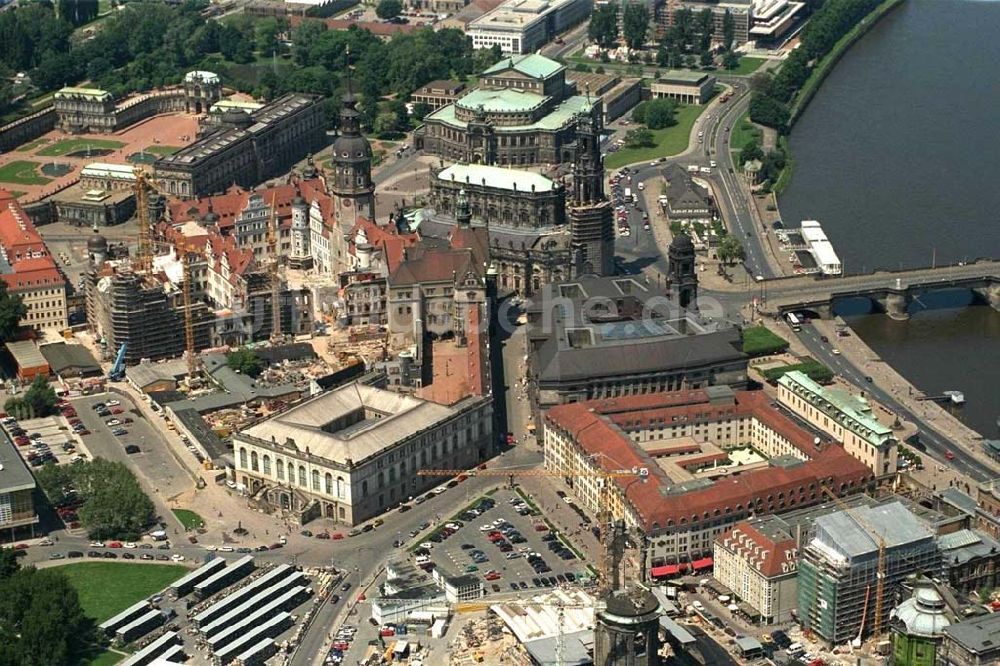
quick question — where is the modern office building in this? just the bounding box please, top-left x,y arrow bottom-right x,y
777,370 -> 898,476
797,501 -> 940,645
543,386 -> 874,568
467,0 -> 593,54
233,382 -> 493,525
0,428 -> 39,541
650,71 -> 717,105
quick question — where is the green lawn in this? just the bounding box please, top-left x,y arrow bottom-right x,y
36,138 -> 125,156
82,649 -> 125,666
139,145 -> 181,156
760,358 -> 834,384
0,160 -> 51,185
742,325 -> 790,356
727,57 -> 767,76
58,562 -> 188,623
730,110 -> 762,153
172,508 -> 205,530
605,104 -> 705,170
16,138 -> 49,153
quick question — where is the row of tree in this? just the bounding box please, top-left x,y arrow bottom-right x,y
36,459 -> 156,540
4,376 -> 59,421
749,0 -> 886,131
588,3 -> 650,51
0,550 -> 91,666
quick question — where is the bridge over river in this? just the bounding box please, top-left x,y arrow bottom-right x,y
760,259 -> 1000,320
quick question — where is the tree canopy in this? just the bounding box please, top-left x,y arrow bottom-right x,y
4,376 -> 58,421
718,235 -> 746,266
588,4 -> 618,49
622,4 -> 649,50
0,280 -> 26,341
624,128 -> 655,148
633,98 -> 677,130
227,348 -> 264,377
375,0 -> 403,20
0,567 -> 88,666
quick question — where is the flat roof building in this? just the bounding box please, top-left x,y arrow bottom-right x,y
0,427 -> 39,541
467,0 -> 593,54
233,381 -> 493,526
650,71 -> 717,105
4,340 -> 49,381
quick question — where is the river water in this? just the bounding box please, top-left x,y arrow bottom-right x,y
779,0 -> 1000,438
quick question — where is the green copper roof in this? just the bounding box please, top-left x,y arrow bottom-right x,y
456,88 -> 546,114
427,94 -> 591,133
779,370 -> 894,446
482,54 -> 564,80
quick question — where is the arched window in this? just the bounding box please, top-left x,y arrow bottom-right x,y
239,447 -> 248,469
262,455 -> 271,475
312,469 -> 320,491
250,451 -> 259,472
325,473 -> 333,495
337,477 -> 345,499
298,466 -> 306,487
276,459 -> 284,481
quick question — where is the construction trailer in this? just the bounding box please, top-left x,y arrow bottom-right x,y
797,502 -> 940,645
99,600 -> 152,637
119,630 -> 181,666
169,557 -> 228,598
193,564 -> 296,627
193,555 -> 256,600
201,582 -> 310,642
213,612 -> 293,664
204,586 -> 310,651
232,636 -> 279,666
115,608 -> 168,644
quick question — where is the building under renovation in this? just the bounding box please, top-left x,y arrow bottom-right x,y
797,501 -> 940,645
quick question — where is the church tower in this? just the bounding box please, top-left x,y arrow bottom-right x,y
328,54 -> 375,223
668,232 -> 698,309
568,104 -> 615,277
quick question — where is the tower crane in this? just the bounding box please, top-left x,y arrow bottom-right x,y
266,194 -> 282,341
417,463 -> 648,592
820,486 -> 887,645
176,240 -> 199,379
132,168 -> 155,274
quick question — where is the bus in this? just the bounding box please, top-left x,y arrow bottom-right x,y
785,313 -> 802,331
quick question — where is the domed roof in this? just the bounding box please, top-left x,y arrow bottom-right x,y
891,584 -> 951,638
332,132 -> 372,161
670,232 -> 694,251
221,108 -> 253,129
87,233 -> 108,251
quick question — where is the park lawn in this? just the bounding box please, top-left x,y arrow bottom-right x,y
727,57 -> 767,76
140,145 -> 181,156
173,508 -> 205,530
730,110 -> 762,154
0,160 -> 51,185
37,138 -> 125,156
605,104 -> 705,170
742,325 -> 790,356
16,138 -> 49,153
82,649 -> 125,666
760,358 -> 834,384
59,562 -> 188,623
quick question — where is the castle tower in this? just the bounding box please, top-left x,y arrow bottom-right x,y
668,232 -> 698,309
288,189 -> 313,270
594,592 -> 663,666
568,106 -> 614,277
87,224 -> 108,267
456,188 -> 471,228
183,71 -> 222,115
328,55 -> 375,223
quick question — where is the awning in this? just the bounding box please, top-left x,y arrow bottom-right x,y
691,557 -> 714,570
650,563 -> 688,578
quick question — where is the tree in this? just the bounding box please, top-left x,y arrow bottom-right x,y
718,235 -> 745,266
748,92 -> 790,132
71,458 -> 156,540
24,375 -> 57,418
0,567 -> 88,666
0,548 -> 19,580
740,138 -> 764,165
643,98 -> 677,130
227,348 -> 264,378
588,3 -> 618,49
376,0 -> 403,20
723,51 -> 740,71
699,49 -> 713,68
622,3 -> 650,50
624,128 -> 654,148
722,9 -> 735,51
696,8 -> 713,52
672,8 -> 693,51
0,280 -> 26,341
411,101 -> 432,121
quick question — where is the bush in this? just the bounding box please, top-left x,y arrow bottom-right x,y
742,326 -> 790,356
761,359 -> 834,384
227,348 -> 263,378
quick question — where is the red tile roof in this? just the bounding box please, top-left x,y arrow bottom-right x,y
288,16 -> 421,37
716,521 -> 798,579
0,193 -> 65,295
166,178 -> 331,232
348,218 -> 420,273
544,390 -> 873,533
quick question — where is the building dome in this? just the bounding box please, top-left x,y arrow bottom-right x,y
891,584 -> 951,638
332,132 -> 372,161
87,232 -> 108,252
221,108 -> 253,129
670,232 -> 694,252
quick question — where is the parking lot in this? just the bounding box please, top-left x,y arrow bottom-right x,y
412,488 -> 592,594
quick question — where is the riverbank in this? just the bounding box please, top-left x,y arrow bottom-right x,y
789,0 -> 906,125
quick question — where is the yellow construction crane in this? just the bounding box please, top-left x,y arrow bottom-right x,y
417,463 -> 648,591
177,240 -> 199,378
266,194 -> 282,341
820,486 -> 887,645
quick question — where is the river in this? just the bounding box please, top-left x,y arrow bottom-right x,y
779,0 -> 1000,438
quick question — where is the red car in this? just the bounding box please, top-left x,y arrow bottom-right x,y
110,407 -> 123,414
379,628 -> 394,637
534,524 -> 549,532
108,541 -> 123,548
332,641 -> 350,650
331,532 -> 344,540
485,572 -> 501,581
78,430 -> 91,436
945,450 -> 955,460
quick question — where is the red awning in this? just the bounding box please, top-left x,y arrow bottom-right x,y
650,565 -> 680,577
691,557 -> 714,570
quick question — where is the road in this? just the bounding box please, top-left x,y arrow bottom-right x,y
793,325 -> 997,482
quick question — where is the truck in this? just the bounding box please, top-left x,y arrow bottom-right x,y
687,165 -> 699,174
623,187 -> 632,202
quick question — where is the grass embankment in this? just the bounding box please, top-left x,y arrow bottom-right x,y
59,562 -> 188,623
37,138 -> 125,156
726,57 -> 767,76
140,145 -> 181,156
729,110 -> 761,156
759,358 -> 834,384
605,104 -> 704,169
172,508 -> 205,530
742,326 -> 790,356
16,138 -> 49,153
0,160 -> 50,185
789,0 -> 906,125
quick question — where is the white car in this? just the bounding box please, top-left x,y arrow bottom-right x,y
219,546 -> 234,552
105,419 -> 121,427
123,542 -> 137,549
832,348 -> 841,355
420,542 -> 434,550
480,525 -> 493,532
106,400 -> 121,407
38,538 -> 53,547
89,541 -> 105,548
204,545 -> 217,551
171,554 -> 185,562
433,487 -> 447,495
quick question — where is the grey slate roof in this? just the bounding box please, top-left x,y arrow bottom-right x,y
0,429 -> 35,494
944,613 -> 1000,655
39,343 -> 100,376
812,501 -> 935,562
